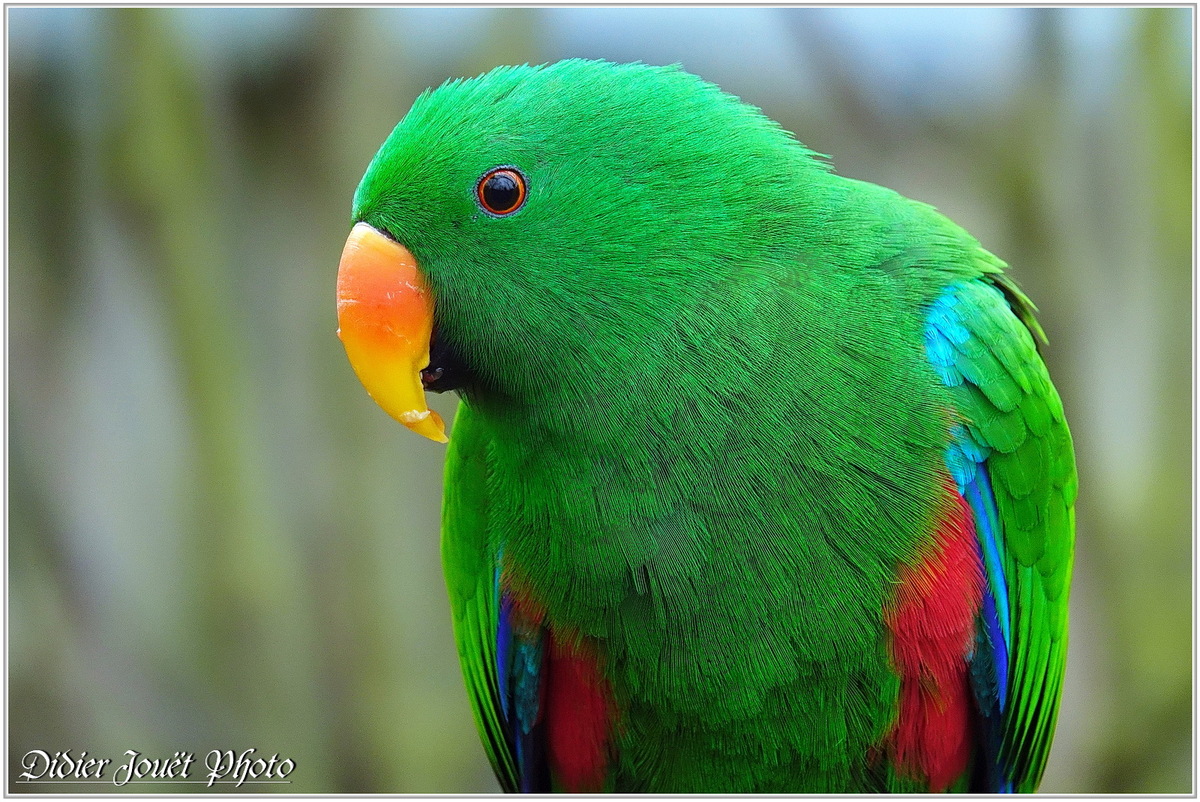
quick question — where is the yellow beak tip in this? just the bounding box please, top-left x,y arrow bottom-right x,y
403,409 -> 449,443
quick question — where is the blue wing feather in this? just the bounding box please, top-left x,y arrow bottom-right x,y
496,583 -> 550,792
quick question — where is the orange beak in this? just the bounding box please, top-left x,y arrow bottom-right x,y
336,222 -> 448,443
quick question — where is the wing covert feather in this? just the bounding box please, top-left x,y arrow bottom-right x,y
925,276 -> 1076,791
441,403 -> 518,792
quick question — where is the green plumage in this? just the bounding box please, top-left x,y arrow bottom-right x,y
349,60 -> 1075,793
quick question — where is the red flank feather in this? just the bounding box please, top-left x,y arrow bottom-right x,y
546,637 -> 614,793
884,483 -> 984,791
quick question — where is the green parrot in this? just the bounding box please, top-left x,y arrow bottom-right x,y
334,60 -> 1076,793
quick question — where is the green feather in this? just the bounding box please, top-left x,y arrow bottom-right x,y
440,404 -> 516,791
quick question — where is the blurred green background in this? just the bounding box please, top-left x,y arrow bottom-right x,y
7,7 -> 1192,794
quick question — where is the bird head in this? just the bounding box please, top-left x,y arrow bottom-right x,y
336,60 -> 826,442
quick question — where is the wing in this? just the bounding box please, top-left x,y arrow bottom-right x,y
444,403 -> 568,792
924,275 -> 1077,792
441,401 -> 523,792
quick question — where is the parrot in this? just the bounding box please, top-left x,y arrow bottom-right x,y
334,60 -> 1076,793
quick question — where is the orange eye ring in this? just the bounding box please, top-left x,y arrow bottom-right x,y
476,167 -> 527,216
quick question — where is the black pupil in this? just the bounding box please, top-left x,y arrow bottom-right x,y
483,173 -> 520,212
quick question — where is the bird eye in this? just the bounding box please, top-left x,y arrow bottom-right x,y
476,167 -> 527,216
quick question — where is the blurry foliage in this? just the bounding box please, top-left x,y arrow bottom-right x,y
7,7 -> 1192,794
